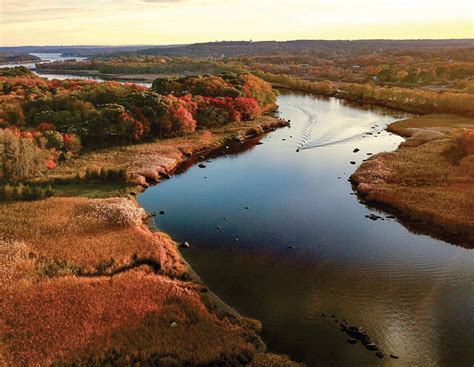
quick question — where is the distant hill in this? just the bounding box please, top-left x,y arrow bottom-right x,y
0,45 -> 182,57
0,52 -> 41,63
138,39 -> 474,58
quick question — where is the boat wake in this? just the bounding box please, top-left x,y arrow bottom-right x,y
288,104 -> 318,151
300,131 -> 370,150
287,104 -> 387,151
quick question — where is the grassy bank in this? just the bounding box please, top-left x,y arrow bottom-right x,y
0,116 -> 300,366
351,114 -> 474,247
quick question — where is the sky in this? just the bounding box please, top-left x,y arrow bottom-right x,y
1,0 -> 473,46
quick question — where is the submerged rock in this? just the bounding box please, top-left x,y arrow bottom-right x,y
366,213 -> 383,221
347,339 -> 358,344
389,354 -> 399,359
365,343 -> 379,351
198,164 -> 206,168
170,321 -> 178,328
375,351 -> 385,359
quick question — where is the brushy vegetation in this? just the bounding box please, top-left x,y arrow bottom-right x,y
0,67 -> 276,187
256,72 -> 474,116
351,114 -> 474,247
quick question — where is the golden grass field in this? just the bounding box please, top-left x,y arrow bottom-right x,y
0,117 -> 300,366
351,114 -> 474,247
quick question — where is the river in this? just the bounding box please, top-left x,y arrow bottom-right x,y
3,54 -> 474,366
138,92 -> 474,366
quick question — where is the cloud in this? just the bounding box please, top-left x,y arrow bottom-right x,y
1,0 -> 472,46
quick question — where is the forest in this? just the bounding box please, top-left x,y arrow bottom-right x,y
0,67 -> 276,186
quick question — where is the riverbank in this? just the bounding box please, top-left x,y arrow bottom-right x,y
0,116 -> 300,366
351,114 -> 474,248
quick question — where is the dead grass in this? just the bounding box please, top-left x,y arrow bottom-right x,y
0,197 -> 187,277
387,114 -> 474,137
352,114 -> 474,246
0,196 -> 279,366
0,270 -> 263,366
46,116 -> 286,187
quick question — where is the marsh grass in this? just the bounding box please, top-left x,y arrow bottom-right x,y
352,114 -> 474,245
0,115 -> 289,366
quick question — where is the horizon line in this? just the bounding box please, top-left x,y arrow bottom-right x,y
2,37 -> 473,49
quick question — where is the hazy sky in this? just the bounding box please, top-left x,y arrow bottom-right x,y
1,0 -> 473,46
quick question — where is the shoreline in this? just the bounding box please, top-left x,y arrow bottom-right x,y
0,115 -> 301,366
39,66 -> 474,243
31,67 -> 474,249
350,114 -> 474,248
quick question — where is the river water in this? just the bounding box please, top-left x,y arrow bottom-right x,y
2,54 -> 473,366
138,91 -> 474,366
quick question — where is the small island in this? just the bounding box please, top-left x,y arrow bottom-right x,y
0,52 -> 41,64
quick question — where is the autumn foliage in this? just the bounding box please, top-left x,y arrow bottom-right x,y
0,67 -> 276,181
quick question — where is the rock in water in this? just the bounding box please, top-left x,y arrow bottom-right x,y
179,242 -> 190,248
366,343 -> 379,351
198,164 -> 206,168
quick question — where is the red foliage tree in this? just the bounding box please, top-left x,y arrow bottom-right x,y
36,122 -> 56,131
